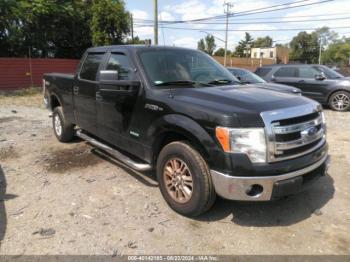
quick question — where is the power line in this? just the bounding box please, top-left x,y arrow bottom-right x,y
134,0 -> 333,24
151,26 -> 350,32
134,16 -> 350,26
134,12 -> 350,23
135,0 -> 312,23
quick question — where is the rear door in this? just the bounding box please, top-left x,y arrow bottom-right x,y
73,52 -> 105,135
271,66 -> 299,87
295,66 -> 328,102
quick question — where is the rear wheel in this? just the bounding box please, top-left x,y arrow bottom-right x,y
329,91 -> 350,111
52,107 -> 75,142
157,141 -> 216,217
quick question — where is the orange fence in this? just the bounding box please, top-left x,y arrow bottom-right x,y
0,58 -> 79,90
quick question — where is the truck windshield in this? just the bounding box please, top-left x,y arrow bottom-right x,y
138,49 -> 240,87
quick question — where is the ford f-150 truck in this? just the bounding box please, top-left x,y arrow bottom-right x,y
43,45 -> 330,216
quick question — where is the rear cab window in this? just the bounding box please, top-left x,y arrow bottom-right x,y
79,53 -> 105,81
274,67 -> 297,77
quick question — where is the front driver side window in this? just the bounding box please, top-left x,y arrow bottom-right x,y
298,67 -> 320,78
80,53 -> 104,81
106,53 -> 134,80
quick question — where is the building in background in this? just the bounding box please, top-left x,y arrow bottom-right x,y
251,46 -> 289,64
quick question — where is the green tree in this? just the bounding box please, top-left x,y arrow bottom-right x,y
252,36 -> 273,48
315,27 -> 338,46
0,0 -> 26,57
126,36 -> 151,45
289,31 -> 319,63
233,32 -> 254,57
90,0 -> 130,46
214,47 -> 231,57
0,0 -> 132,58
323,42 -> 350,66
197,35 -> 216,55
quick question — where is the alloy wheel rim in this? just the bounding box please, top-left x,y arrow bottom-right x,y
332,94 -> 350,110
163,158 -> 193,204
54,114 -> 62,136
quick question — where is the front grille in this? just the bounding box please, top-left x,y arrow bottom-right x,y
261,104 -> 326,163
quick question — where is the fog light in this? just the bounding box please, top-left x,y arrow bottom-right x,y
245,184 -> 263,197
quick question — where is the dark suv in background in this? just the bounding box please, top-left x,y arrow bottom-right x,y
255,64 -> 350,111
227,67 -> 301,95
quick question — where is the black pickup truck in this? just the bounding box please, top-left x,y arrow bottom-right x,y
43,45 -> 330,216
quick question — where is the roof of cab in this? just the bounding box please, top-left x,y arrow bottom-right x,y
86,44 -> 197,53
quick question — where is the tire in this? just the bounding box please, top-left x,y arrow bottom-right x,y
52,106 -> 75,142
328,91 -> 350,111
156,141 -> 216,217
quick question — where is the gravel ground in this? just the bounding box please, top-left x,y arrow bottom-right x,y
0,93 -> 349,255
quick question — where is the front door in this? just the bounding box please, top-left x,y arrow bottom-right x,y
295,66 -> 329,102
96,51 -> 139,148
73,52 -> 105,135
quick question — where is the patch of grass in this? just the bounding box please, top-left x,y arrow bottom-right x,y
0,87 -> 41,97
0,87 -> 44,108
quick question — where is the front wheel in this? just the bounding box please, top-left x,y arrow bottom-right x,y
328,91 -> 350,111
52,106 -> 75,142
156,141 -> 216,217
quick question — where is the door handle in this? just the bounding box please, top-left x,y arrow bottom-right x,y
73,86 -> 79,95
298,80 -> 305,83
96,91 -> 103,101
73,86 -> 79,94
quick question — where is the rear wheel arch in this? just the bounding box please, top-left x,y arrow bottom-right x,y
50,94 -> 61,111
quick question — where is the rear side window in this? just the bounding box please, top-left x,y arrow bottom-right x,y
274,67 -> 297,77
80,53 -> 104,81
106,53 -> 134,80
255,67 -> 271,77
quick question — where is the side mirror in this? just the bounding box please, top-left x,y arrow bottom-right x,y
271,75 -> 276,82
236,76 -> 241,81
99,70 -> 119,81
99,70 -> 141,97
315,73 -> 326,81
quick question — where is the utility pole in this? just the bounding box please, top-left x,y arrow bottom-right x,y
154,0 -> 158,45
130,14 -> 134,44
318,36 -> 322,65
223,2 -> 233,67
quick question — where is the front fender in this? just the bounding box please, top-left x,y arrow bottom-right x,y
145,114 -> 225,168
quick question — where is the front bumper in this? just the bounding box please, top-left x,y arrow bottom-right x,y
210,154 -> 330,201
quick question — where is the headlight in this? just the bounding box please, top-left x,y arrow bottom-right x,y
216,127 -> 267,163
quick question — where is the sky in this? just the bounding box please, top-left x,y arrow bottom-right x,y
125,0 -> 350,50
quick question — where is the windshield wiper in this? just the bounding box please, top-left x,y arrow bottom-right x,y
207,79 -> 234,85
154,80 -> 214,87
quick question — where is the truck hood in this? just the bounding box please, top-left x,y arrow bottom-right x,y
249,82 -> 301,94
172,85 -> 317,127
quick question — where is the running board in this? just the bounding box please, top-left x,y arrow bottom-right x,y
76,130 -> 152,172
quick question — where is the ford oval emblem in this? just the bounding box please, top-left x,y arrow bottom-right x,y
301,126 -> 318,139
